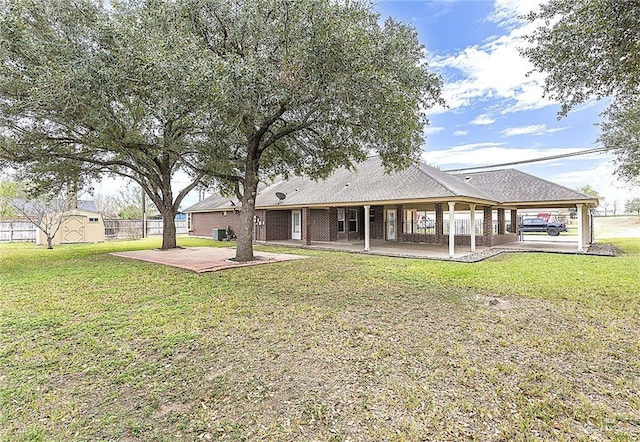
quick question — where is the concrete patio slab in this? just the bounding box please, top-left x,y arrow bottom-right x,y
111,247 -> 307,273
259,238 -> 616,262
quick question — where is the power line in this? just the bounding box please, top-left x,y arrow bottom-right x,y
444,146 -> 616,173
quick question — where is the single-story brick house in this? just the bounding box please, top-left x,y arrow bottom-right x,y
184,156 -> 598,256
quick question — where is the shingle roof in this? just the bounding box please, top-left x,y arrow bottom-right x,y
253,156 -> 495,207
181,194 -> 235,212
184,156 -> 598,213
78,200 -> 99,212
458,169 -> 596,203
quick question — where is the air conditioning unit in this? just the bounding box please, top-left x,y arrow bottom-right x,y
212,228 -> 227,241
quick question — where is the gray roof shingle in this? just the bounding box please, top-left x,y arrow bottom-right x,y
185,156 -> 597,212
458,169 -> 596,203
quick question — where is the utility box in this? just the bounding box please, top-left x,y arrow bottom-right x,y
212,228 -> 227,241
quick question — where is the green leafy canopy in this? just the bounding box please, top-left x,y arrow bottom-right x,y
0,0 -> 444,256
522,0 -> 640,181
182,0 -> 444,260
0,0 -> 225,248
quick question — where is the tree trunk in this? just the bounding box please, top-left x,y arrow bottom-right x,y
46,236 -> 53,249
235,171 -> 259,262
160,206 -> 177,250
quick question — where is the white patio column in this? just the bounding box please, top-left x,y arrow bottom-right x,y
469,203 -> 476,252
582,205 -> 591,247
577,204 -> 584,252
364,205 -> 371,251
448,202 -> 456,257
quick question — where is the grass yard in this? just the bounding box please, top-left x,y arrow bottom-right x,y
1,237 -> 639,441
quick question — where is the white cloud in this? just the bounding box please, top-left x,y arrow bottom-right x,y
487,0 -> 544,29
569,98 -> 605,115
422,145 -> 586,168
424,125 -> 446,135
453,130 -> 468,136
547,159 -> 638,209
421,144 -> 634,209
470,114 -> 495,125
500,124 -> 565,137
429,1 -> 554,115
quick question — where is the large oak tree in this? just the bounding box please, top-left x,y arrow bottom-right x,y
186,0 -> 444,261
523,0 -> 640,181
1,0 -> 443,258
0,0 -> 223,249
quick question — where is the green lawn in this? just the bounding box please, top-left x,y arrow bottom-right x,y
1,237 -> 639,441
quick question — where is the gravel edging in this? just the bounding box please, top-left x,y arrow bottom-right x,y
585,242 -> 619,256
453,242 -> 618,263
255,240 -> 619,263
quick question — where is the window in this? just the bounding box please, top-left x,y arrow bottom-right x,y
337,208 -> 345,232
404,210 -> 416,233
349,209 -> 358,232
415,211 -> 436,233
88,217 -> 99,223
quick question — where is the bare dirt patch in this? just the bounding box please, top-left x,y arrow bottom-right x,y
594,215 -> 640,239
475,295 -> 524,310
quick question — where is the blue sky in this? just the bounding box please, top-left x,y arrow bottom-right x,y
374,0 -> 634,210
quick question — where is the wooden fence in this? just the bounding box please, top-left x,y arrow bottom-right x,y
104,219 -> 188,240
0,219 -> 187,242
0,220 -> 36,242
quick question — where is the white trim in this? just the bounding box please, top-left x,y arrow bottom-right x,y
292,209 -> 301,240
348,208 -> 358,232
448,202 -> 455,257
364,205 -> 370,251
470,203 -> 476,252
337,208 -> 345,233
404,209 -> 416,233
386,209 -> 396,241
577,204 -> 586,252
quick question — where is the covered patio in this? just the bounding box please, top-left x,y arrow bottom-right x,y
186,156 -> 599,256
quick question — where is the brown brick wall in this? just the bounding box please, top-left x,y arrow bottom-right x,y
399,233 -> 488,247
454,235 -> 486,247
400,233 -> 442,245
254,209 -> 267,241
265,210 -> 290,241
302,208 -> 311,245
191,211 -> 241,237
491,233 -> 517,245
497,208 -> 506,234
483,207 -> 493,247
435,203 -> 444,241
192,205 -> 516,248
353,207 -> 365,241
371,206 -> 384,239
309,209 -> 330,241
510,210 -> 518,233
328,207 -> 338,241
394,205 -> 404,242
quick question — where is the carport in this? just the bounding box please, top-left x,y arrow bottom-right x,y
460,169 -> 598,252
